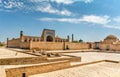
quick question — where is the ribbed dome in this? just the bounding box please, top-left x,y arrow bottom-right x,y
105,35 -> 118,40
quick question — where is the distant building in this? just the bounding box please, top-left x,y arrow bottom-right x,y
7,29 -> 89,50
19,29 -> 69,43
93,35 -> 120,51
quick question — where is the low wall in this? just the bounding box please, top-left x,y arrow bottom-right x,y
20,42 -> 30,49
30,42 -> 90,50
99,44 -> 120,51
111,44 -> 120,51
48,56 -> 81,62
5,60 -> 70,77
92,43 -> 120,51
65,42 -> 90,50
0,57 -> 47,65
8,39 -> 20,48
30,42 -> 63,50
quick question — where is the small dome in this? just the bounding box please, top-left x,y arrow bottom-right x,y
105,35 -> 118,40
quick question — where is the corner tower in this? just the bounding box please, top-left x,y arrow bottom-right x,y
20,31 -> 24,42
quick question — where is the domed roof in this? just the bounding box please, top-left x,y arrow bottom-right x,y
105,35 -> 118,40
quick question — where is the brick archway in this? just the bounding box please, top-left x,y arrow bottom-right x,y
46,36 -> 53,42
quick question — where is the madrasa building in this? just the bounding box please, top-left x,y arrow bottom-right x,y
7,29 -> 120,51
7,29 -> 90,50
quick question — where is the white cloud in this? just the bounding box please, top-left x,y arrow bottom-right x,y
29,0 -> 48,3
3,1 -> 23,9
39,15 -> 110,24
83,0 -> 93,3
0,0 -> 2,3
36,4 -> 57,14
39,18 -> 80,23
113,16 -> 120,23
29,0 -> 93,4
0,0 -> 73,16
39,15 -> 120,30
51,0 -> 75,4
103,16 -> 120,30
103,25 -> 120,30
81,15 -> 110,24
60,9 -> 72,16
51,0 -> 93,4
36,3 -> 72,16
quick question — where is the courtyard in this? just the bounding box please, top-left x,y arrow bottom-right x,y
0,47 -> 120,77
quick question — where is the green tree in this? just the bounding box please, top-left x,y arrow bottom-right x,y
79,39 -> 83,43
0,42 -> 5,47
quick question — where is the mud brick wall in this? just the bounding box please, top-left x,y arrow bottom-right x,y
48,56 -> 81,62
20,42 -> 30,49
30,42 -> 90,50
65,42 -> 90,50
5,60 -> 70,77
30,42 -> 64,50
0,57 -> 47,65
8,39 -> 20,48
98,44 -> 120,51
92,43 -> 120,51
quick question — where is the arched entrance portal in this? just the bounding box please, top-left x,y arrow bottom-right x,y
46,36 -> 53,42
106,45 -> 110,50
96,43 -> 100,49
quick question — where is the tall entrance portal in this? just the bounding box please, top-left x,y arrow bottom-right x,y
41,29 -> 55,42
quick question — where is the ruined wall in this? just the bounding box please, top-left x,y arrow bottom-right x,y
20,42 -> 30,49
90,42 -> 120,51
99,43 -> 112,50
112,44 -> 120,51
7,40 -> 90,50
90,43 -> 96,49
7,39 -> 20,48
5,60 -> 70,77
30,42 -> 64,50
0,57 -> 47,65
30,42 -> 90,50
99,43 -> 120,51
48,56 -> 81,62
65,42 -> 90,50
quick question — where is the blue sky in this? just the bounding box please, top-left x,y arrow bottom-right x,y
0,0 -> 120,42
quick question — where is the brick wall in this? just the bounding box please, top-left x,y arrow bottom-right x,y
20,42 -> 30,49
65,42 -> 90,50
92,43 -> 120,51
112,44 -> 120,51
99,44 -> 120,51
30,42 -> 90,50
8,39 -> 20,48
5,60 -> 70,77
7,40 -> 90,50
30,42 -> 64,50
48,56 -> 81,62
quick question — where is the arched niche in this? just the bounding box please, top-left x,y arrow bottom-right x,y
46,35 -> 53,42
